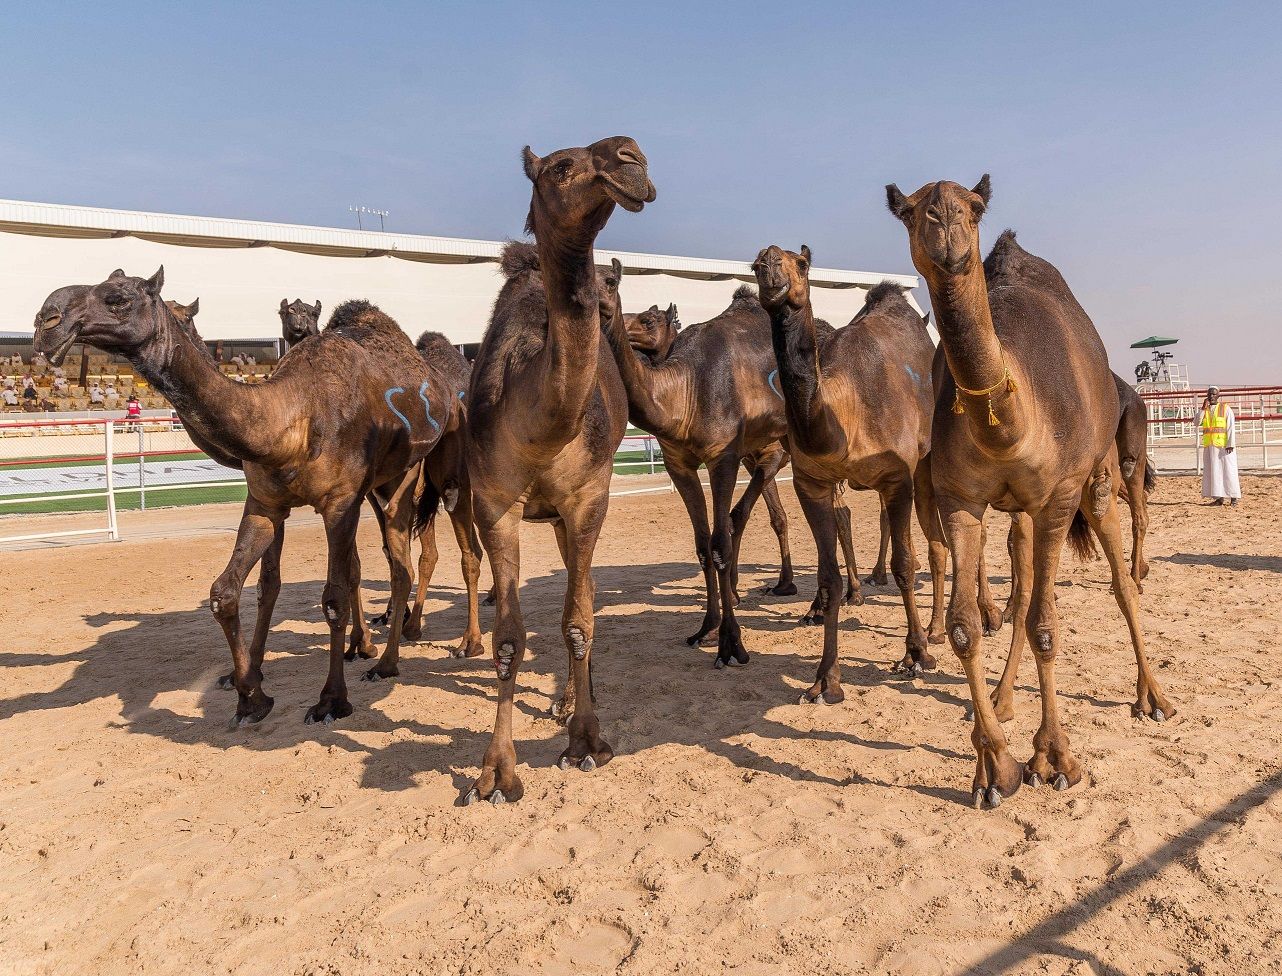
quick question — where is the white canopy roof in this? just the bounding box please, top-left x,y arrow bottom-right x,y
0,198 -> 923,345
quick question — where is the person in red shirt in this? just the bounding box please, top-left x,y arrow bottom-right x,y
125,394 -> 143,427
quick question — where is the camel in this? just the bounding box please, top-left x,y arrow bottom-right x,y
753,251 -> 945,701
462,136 -> 655,805
35,271 -> 452,726
280,299 -> 322,347
1115,374 -> 1155,588
886,175 -> 1174,807
165,298 -> 201,335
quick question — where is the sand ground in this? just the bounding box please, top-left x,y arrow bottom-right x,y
1,476 -> 1280,975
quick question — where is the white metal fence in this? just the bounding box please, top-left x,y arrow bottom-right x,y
1142,386 -> 1282,473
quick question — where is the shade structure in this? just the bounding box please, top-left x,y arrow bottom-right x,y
1130,336 -> 1179,349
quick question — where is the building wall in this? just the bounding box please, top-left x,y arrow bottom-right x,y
1,229 -> 919,345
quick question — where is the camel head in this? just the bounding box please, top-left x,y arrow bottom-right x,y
597,258 -> 624,327
886,176 -> 990,279
751,245 -> 812,312
522,136 -> 656,239
280,298 -> 322,345
166,297 -> 200,331
625,303 -> 681,361
35,267 -> 167,365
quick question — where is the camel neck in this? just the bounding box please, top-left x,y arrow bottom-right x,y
927,268 -> 1007,393
132,305 -> 292,464
767,299 -> 832,452
601,305 -> 687,438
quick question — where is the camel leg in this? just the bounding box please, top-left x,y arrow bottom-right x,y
669,462 -> 720,647
912,462 -> 949,646
1127,462 -> 1150,591
442,487 -> 485,659
977,518 -> 1005,635
464,504 -> 526,805
364,493 -> 397,630
991,512 -> 1032,723
868,499 -> 891,586
215,515 -> 286,691
1001,519 -> 1019,626
556,496 -> 614,772
1083,487 -> 1174,721
305,500 -> 363,724
344,546 -> 377,661
885,480 -> 933,675
1023,501 -> 1084,791
403,508 -> 438,643
726,458 -> 766,607
757,476 -> 797,596
939,497 -> 1022,808
709,455 -> 750,668
364,470 -> 418,682
795,474 -> 845,704
806,485 -> 860,626
212,499 -> 285,724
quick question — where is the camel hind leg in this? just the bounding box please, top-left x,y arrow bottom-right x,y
868,499 -> 891,586
977,518 -> 1005,635
363,468 -> 419,682
912,460 -> 948,645
1081,478 -> 1173,721
709,454 -> 750,668
442,484 -> 485,659
794,473 -> 846,704
991,512 -> 1032,723
668,461 -> 720,647
403,506 -> 439,642
884,479 -> 934,676
306,499 -> 363,724
758,473 -> 797,596
805,483 -> 860,626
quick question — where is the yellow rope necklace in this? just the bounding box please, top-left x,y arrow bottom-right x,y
953,360 -> 1019,426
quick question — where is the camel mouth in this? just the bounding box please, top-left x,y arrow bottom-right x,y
44,322 -> 83,366
761,284 -> 790,306
602,172 -> 656,212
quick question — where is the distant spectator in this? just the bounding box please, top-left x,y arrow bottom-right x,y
7,353 -> 23,368
23,384 -> 38,403
1,387 -> 17,407
22,372 -> 35,391
89,382 -> 104,405
245,353 -> 257,366
52,365 -> 66,380
105,380 -> 117,397
233,373 -> 247,383
2,376 -> 13,390
231,353 -> 245,366
125,394 -> 142,420
53,376 -> 68,394
39,395 -> 56,412
32,350 -> 48,369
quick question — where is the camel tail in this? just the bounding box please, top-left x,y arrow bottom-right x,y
413,473 -> 440,538
1144,458 -> 1157,495
1067,510 -> 1098,563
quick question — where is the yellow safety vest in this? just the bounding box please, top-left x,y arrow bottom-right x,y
1201,403 -> 1228,449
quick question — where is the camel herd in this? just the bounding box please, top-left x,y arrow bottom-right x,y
32,135 -> 1172,810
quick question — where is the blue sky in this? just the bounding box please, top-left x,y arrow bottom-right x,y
3,1 -> 1280,382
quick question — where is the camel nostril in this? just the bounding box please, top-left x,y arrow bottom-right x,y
617,148 -> 642,167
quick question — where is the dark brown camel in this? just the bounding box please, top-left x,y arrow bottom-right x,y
1115,373 -> 1155,588
753,250 -> 946,701
280,299 -> 322,347
886,176 -> 1173,807
36,271 -> 451,726
462,136 -> 655,805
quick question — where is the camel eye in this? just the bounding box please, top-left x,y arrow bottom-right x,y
926,208 -> 942,224
105,292 -> 129,308
553,160 -> 573,181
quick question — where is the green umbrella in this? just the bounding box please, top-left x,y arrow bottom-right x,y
1130,336 -> 1179,349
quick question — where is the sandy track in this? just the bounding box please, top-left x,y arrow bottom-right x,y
1,477 -> 1280,975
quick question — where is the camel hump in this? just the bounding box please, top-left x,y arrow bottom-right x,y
860,281 -> 913,315
730,283 -> 758,304
415,330 -> 471,383
326,299 -> 398,334
982,228 -> 1067,292
499,241 -> 540,279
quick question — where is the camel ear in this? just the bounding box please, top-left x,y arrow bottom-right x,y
611,258 -> 622,280
145,266 -> 164,296
313,300 -> 322,316
110,268 -> 126,279
922,310 -> 931,326
648,304 -> 659,313
188,298 -> 199,317
521,146 -> 542,182
970,174 -> 992,213
799,244 -> 812,268
885,184 -> 912,223
279,299 -> 289,315
666,304 -> 680,329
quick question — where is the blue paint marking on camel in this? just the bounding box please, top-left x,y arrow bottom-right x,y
384,387 -> 412,434
904,364 -> 922,388
767,369 -> 784,401
418,379 -> 442,434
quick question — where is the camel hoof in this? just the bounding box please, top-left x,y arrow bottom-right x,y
216,674 -> 235,690
985,786 -> 1003,809
1027,772 -> 1044,788
1151,708 -> 1166,723
579,755 -> 596,773
714,657 -> 725,670
770,582 -> 798,597
462,788 -> 479,806
799,613 -> 821,627
227,715 -> 251,731
558,755 -> 571,770
972,788 -> 986,810
362,666 -> 395,683
550,700 -> 565,719
798,692 -> 829,706
489,790 -> 506,806
1052,773 -> 1070,792
963,705 -> 975,722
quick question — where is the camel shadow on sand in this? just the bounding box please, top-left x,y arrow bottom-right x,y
1154,551 -> 1282,574
3,555 -> 1126,807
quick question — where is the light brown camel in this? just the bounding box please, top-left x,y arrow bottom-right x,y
36,273 -> 451,726
462,136 -> 655,805
753,251 -> 946,700
886,176 -> 1174,807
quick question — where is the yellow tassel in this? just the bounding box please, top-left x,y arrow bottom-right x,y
953,391 -> 965,415
1006,372 -> 1018,394
987,398 -> 1000,426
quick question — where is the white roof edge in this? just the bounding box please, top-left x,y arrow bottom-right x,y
0,198 -> 918,291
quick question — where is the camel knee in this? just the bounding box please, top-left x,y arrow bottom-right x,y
321,583 -> 350,630
945,606 -> 982,662
209,579 -> 241,622
710,530 -> 732,571
565,625 -> 592,661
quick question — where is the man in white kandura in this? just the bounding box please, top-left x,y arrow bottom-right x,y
1200,385 -> 1241,507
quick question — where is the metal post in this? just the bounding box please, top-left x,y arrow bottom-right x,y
648,437 -> 655,474
104,421 -> 119,540
137,422 -> 146,510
